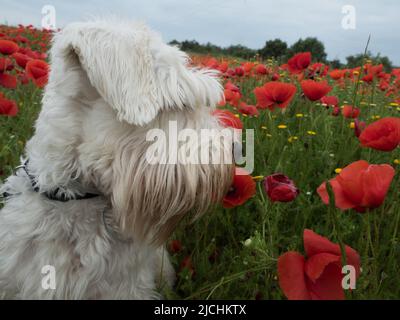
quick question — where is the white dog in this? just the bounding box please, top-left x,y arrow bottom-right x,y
0,19 -> 234,299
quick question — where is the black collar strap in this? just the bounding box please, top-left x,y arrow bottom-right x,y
2,160 -> 100,202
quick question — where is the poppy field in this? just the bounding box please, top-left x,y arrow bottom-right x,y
1,25 -> 400,300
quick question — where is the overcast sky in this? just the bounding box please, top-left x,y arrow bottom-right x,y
1,0 -> 399,65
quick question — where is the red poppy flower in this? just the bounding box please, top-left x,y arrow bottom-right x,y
0,73 -> 17,89
255,64 -> 268,75
235,67 -> 244,77
317,160 -> 395,213
379,79 -> 390,91
309,63 -> 328,76
254,81 -> 297,110
320,95 -> 339,107
263,173 -> 299,202
287,52 -> 311,74
362,73 -> 374,83
362,64 -> 383,83
278,229 -> 360,300
354,119 -> 366,138
12,52 -> 32,68
180,256 -> 195,277
223,167 -> 256,208
329,69 -> 346,80
331,106 -> 340,116
218,61 -> 229,73
0,39 -> 19,55
205,57 -> 219,69
212,109 -> 243,129
242,62 -> 254,74
359,117 -> 400,151
225,81 -> 240,93
221,89 -> 241,107
271,73 -> 280,81
225,68 -> 235,77
25,59 -> 49,88
238,101 -> 259,116
0,96 -> 19,116
0,57 -> 12,72
220,82 -> 241,107
301,80 -> 332,101
169,240 -> 182,254
342,105 -> 360,119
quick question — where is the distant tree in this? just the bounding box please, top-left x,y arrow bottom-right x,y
288,37 -> 327,62
179,40 -> 203,53
258,39 -> 288,59
223,45 -> 256,59
375,54 -> 393,72
329,59 -> 343,69
168,39 -> 180,47
346,51 -> 393,72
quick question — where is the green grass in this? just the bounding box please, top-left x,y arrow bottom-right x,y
165,74 -> 400,300
1,26 -> 399,300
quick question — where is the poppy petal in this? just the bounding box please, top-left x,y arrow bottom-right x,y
361,164 -> 395,208
0,73 -> 17,89
278,251 -> 311,300
317,179 -> 355,210
305,252 -> 341,282
306,263 -> 345,300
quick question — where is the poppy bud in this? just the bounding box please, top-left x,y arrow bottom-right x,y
263,174 -> 299,202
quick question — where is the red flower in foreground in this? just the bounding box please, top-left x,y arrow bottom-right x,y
235,67 -> 244,77
220,82 -> 241,107
25,59 -> 49,88
254,81 -> 297,110
0,73 -> 17,89
301,80 -> 332,101
12,52 -> 32,68
225,81 -> 240,93
263,173 -> 299,202
278,229 -> 360,300
329,69 -> 346,80
317,160 -> 395,213
238,101 -> 259,116
0,39 -> 19,55
212,109 -> 243,129
342,105 -> 360,119
320,95 -> 339,107
287,52 -> 311,74
359,117 -> 400,151
0,57 -> 17,89
223,167 -> 256,208
255,64 -> 268,75
0,57 -> 12,72
0,96 -> 19,116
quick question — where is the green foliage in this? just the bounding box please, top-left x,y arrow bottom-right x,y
167,73 -> 400,299
258,39 -> 288,60
169,40 -> 257,59
330,59 -> 343,69
288,37 -> 327,62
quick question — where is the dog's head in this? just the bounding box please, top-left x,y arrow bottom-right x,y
37,19 -> 234,244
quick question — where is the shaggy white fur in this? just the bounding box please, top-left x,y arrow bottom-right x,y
0,18 -> 234,299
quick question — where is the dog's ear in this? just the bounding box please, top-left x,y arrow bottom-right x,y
48,19 -> 223,126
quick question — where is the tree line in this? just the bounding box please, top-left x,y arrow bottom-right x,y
169,37 -> 394,71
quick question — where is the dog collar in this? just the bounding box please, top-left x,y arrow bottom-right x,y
2,160 -> 100,202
